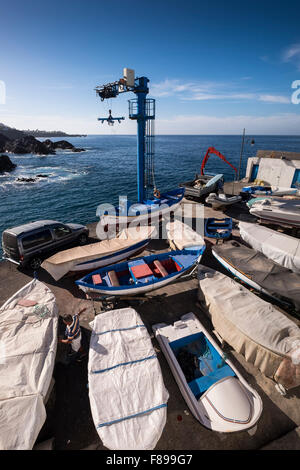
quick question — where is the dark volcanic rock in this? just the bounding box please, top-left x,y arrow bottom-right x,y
4,135 -> 55,155
53,140 -> 75,150
36,174 -> 49,178
16,177 -> 36,183
43,139 -> 56,151
72,148 -> 85,152
0,154 -> 17,173
0,133 -> 11,152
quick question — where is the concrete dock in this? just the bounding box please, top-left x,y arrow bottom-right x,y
0,194 -> 299,451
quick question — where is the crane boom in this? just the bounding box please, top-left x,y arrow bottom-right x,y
200,147 -> 238,176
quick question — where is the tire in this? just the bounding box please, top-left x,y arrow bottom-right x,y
30,257 -> 42,270
78,233 -> 88,245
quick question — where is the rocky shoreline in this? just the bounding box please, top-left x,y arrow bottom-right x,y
0,133 -> 85,156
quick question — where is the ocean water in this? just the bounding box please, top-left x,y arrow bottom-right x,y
0,134 -> 300,250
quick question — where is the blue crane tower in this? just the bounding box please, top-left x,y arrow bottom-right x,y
95,69 -> 156,204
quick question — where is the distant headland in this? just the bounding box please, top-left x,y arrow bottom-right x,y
0,123 -> 86,139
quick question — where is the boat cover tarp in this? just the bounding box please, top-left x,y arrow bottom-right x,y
88,307 -> 169,450
197,266 -> 300,390
0,279 -> 58,449
41,226 -> 155,281
213,240 -> 300,311
166,219 -> 205,250
239,222 -> 300,273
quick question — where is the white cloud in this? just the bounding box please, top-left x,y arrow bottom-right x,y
258,94 -> 291,104
150,78 -> 290,104
282,43 -> 300,70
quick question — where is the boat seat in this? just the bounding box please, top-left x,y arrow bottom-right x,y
153,260 -> 168,277
188,365 -> 235,398
107,270 -> 120,287
92,274 -> 102,285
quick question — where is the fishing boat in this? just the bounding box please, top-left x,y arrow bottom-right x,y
249,198 -> 300,228
239,221 -> 300,273
152,312 -> 262,432
205,193 -> 242,210
242,185 -> 298,197
95,70 -> 184,234
212,240 -> 300,312
179,173 -> 224,200
198,265 -> 300,395
204,218 -> 232,239
41,226 -> 156,281
0,279 -> 58,449
98,188 -> 185,234
88,307 -> 169,450
76,249 -> 202,296
165,219 -> 205,252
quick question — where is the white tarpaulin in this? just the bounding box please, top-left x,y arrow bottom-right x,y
88,307 -> 169,450
166,219 -> 205,250
239,221 -> 300,273
0,279 -> 58,450
42,226 -> 155,281
198,266 -> 300,390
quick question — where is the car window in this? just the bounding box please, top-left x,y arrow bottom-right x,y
22,229 -> 53,250
53,225 -> 72,238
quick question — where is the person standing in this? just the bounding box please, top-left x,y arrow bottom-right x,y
60,307 -> 87,363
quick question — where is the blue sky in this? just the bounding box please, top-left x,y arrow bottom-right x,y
1,0 -> 300,134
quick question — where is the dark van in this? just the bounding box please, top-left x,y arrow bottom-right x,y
2,220 -> 89,269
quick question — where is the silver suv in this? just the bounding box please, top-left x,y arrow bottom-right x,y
2,220 -> 89,269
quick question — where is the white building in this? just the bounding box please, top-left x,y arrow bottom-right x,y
245,150 -> 300,188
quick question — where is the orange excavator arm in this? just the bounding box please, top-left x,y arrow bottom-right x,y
200,146 -> 238,176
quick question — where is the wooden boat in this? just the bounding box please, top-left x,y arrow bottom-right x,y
98,188 -> 185,234
41,226 -> 156,281
88,307 -> 169,450
0,279 -> 58,449
239,221 -> 300,273
204,218 -> 232,239
153,312 -> 262,432
76,249 -> 203,296
205,193 -> 242,209
249,198 -> 300,228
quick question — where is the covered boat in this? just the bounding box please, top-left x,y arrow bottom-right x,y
179,173 -> 224,200
249,198 -> 300,228
212,240 -> 300,312
88,307 -> 169,450
239,221 -> 300,273
165,219 -> 205,253
204,218 -> 232,239
0,279 -> 58,449
205,193 -> 242,210
41,226 -> 156,281
153,312 -> 262,432
76,248 -> 203,296
198,265 -> 300,393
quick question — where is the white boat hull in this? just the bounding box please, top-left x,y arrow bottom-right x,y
153,312 -> 263,432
